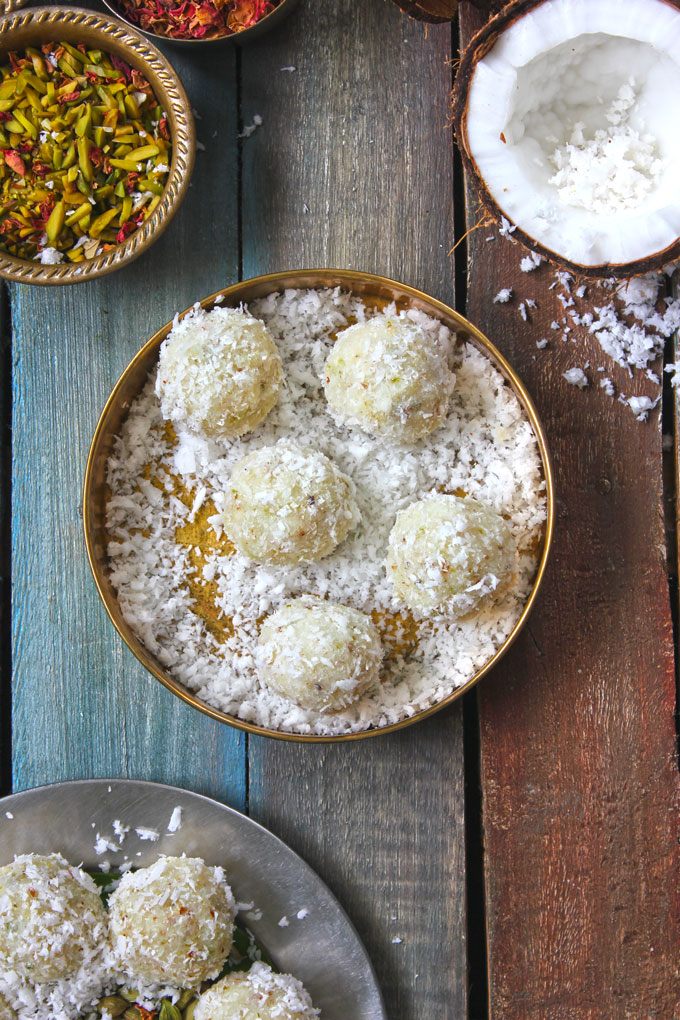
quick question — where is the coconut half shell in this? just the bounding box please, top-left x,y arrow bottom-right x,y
390,0 -> 458,23
452,0 -> 680,278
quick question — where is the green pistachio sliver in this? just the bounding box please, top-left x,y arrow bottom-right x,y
182,1002 -> 198,1020
108,157 -> 141,171
126,143 -> 159,161
45,199 -> 65,244
77,136 -> 93,181
14,109 -> 37,138
65,200 -> 92,226
75,106 -> 92,138
89,206 -> 118,237
62,42 -> 85,63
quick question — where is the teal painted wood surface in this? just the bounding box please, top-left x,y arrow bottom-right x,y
10,36 -> 247,808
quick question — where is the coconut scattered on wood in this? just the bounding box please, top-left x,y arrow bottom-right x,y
452,0 -> 680,278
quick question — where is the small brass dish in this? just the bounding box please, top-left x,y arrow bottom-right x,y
100,0 -> 299,47
84,269 -> 554,742
0,6 -> 195,285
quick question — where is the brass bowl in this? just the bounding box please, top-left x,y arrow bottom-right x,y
84,269 -> 554,742
0,6 -> 195,285
100,0 -> 299,46
0,0 -> 30,14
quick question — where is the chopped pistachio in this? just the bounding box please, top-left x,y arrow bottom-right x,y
0,42 -> 171,261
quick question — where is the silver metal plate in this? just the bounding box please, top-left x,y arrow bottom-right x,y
0,779 -> 386,1020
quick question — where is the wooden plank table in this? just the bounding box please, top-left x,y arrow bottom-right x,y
3,2 -> 679,1018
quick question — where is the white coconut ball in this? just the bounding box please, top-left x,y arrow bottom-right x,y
387,493 -> 516,617
194,962 -> 319,1020
223,440 -> 360,565
258,597 -> 383,712
0,853 -> 109,983
108,856 -> 235,988
155,305 -> 283,439
323,313 -> 455,442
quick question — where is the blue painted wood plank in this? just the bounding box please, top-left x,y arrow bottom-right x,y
11,42 -> 247,809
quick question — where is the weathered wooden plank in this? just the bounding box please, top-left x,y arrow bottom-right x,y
242,4 -> 466,1017
11,41 -> 247,808
0,282 -> 10,797
459,4 -> 680,1017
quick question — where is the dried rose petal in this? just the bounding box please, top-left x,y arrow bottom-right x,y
4,150 -> 26,176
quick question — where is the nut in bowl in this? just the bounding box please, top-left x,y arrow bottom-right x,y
84,270 -> 554,741
0,6 -> 194,285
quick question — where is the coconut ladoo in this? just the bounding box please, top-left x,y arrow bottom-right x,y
0,853 -> 109,984
387,493 -> 517,618
193,963 -> 319,1020
257,597 -> 383,712
222,440 -> 360,565
155,305 -> 283,440
323,313 -> 455,443
452,0 -> 680,277
108,856 -> 236,987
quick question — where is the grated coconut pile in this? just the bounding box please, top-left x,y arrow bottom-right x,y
105,288 -> 547,736
548,80 -> 665,215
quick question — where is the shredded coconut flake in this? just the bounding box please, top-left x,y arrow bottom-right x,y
134,827 -> 160,842
167,807 -> 182,833
520,251 -> 543,272
239,114 -> 262,139
104,288 -> 546,736
563,367 -> 589,389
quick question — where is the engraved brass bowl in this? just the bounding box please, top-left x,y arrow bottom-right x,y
0,6 -> 195,285
83,269 -> 555,742
100,0 -> 299,46
0,0 -> 30,15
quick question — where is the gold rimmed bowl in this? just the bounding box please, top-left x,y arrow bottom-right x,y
0,6 -> 195,285
84,269 -> 554,742
100,0 -> 299,46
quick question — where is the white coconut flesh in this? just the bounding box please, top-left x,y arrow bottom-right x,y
465,0 -> 680,267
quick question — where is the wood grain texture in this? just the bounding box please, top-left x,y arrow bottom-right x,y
241,4 -> 466,1017
459,4 -> 680,1017
11,35 -> 247,809
0,283 -> 10,796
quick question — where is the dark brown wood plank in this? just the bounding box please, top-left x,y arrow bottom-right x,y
242,3 -> 466,1017
459,4 -> 680,1017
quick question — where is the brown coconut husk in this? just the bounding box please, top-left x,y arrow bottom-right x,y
390,0 -> 458,23
451,0 -> 680,279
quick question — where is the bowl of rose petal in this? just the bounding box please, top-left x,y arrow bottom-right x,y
102,0 -> 298,44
